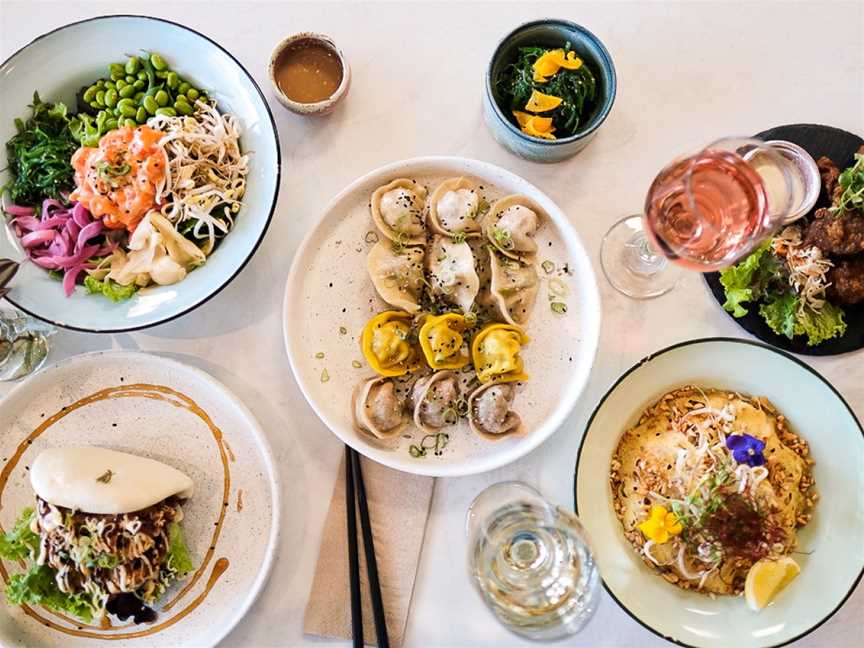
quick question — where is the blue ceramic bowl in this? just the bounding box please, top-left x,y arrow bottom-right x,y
483,19 -> 617,163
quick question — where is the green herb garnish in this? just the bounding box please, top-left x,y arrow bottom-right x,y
550,301 -> 567,314
831,152 -> 864,214
83,275 -> 138,303
320,368 -> 330,383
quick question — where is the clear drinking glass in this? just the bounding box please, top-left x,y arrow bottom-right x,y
466,482 -> 600,641
600,137 -> 813,298
0,308 -> 53,381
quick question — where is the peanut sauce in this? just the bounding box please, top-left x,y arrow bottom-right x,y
274,42 -> 343,103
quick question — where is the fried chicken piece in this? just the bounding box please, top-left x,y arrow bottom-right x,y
817,156 -> 840,199
828,256 -> 864,305
805,208 -> 864,256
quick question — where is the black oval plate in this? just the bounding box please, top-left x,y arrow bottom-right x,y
704,124 -> 864,356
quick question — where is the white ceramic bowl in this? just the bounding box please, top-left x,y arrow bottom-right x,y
0,16 -> 280,332
575,338 -> 864,648
283,156 -> 601,477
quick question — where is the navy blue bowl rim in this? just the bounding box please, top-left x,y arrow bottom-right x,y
485,18 -> 617,146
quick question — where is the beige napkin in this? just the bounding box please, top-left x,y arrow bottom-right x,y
304,454 -> 435,647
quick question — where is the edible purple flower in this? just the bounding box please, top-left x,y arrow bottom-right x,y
725,433 -> 766,467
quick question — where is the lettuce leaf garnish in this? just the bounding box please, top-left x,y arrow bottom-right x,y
719,241 -> 781,317
84,275 -> 138,303
759,292 -> 847,346
166,522 -> 194,576
5,563 -> 97,623
0,508 -> 39,561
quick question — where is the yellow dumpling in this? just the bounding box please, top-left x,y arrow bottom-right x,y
361,311 -> 418,377
419,313 -> 470,370
471,323 -> 530,384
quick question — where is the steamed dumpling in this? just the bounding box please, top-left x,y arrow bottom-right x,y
468,382 -> 523,441
367,241 -> 425,313
484,195 -> 543,261
426,235 -> 480,314
353,376 -> 409,439
489,252 -> 539,326
371,179 -> 427,246
412,370 -> 459,433
427,177 -> 481,237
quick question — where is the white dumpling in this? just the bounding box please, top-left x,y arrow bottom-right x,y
427,177 -> 481,237
468,382 -> 523,441
371,179 -> 427,245
426,235 -> 480,314
412,370 -> 459,433
489,251 -> 539,326
484,195 -> 543,261
353,376 -> 409,439
367,241 -> 425,313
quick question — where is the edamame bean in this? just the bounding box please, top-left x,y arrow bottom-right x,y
143,95 -> 159,115
133,79 -> 146,90
89,101 -> 101,110
178,81 -> 191,95
104,89 -> 118,108
109,63 -> 125,77
134,91 -> 145,102
155,107 -> 176,117
105,80 -> 116,91
125,56 -> 140,75
119,85 -> 135,99
117,97 -> 134,109
166,72 -> 179,89
96,79 -> 105,89
174,99 -> 193,115
95,90 -> 106,107
122,117 -> 137,128
104,117 -> 118,130
150,53 -> 167,71
83,86 -> 97,102
137,70 -> 148,81
155,90 -> 169,107
126,74 -> 136,84
116,79 -> 127,90
118,104 -> 137,118
186,87 -> 200,101
136,107 -> 148,123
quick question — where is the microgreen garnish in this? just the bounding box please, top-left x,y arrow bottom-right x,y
831,152 -> 864,214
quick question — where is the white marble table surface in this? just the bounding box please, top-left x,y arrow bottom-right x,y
1,1 -> 862,646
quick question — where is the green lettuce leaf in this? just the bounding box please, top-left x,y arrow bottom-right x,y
795,301 -> 847,346
0,508 -> 39,561
5,563 -> 96,623
759,292 -> 847,346
83,275 -> 138,303
166,522 -> 194,576
719,241 -> 781,317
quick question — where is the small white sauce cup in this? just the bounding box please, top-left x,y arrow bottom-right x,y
267,33 -> 350,116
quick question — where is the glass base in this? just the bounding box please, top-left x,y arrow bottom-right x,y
600,215 -> 682,299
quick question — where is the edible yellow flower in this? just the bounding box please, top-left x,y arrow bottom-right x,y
525,89 -> 563,113
532,49 -> 583,82
512,111 -> 556,140
638,505 -> 683,544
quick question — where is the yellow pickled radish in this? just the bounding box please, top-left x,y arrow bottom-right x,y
512,110 -> 533,128
524,89 -> 563,113
744,556 -> 800,611
522,116 -> 556,140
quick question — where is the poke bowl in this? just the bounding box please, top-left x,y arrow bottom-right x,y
0,15 -> 280,332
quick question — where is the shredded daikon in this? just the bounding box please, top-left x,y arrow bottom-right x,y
149,100 -> 248,252
773,226 -> 834,315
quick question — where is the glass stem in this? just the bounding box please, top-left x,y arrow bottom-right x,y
624,231 -> 668,276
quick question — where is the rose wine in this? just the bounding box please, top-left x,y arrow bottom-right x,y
643,149 -> 770,271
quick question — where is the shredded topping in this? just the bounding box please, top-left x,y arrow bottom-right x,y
773,225 -> 834,315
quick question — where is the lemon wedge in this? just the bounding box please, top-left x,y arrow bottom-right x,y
744,556 -> 800,611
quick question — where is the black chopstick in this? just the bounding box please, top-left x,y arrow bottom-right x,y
345,446 -> 363,648
350,448 -> 390,648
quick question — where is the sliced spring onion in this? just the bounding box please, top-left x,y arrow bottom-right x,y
315,352 -> 325,359
409,445 -> 425,458
365,231 -> 379,244
550,301 -> 567,314
320,368 -> 330,383
339,326 -> 347,335
351,360 -> 362,369
442,407 -> 458,426
541,260 -> 556,275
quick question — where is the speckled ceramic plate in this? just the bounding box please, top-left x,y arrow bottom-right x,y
283,156 -> 601,476
574,338 -> 864,648
0,351 -> 280,647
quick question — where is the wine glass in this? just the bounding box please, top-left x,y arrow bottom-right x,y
600,137 -> 811,298
466,482 -> 600,641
